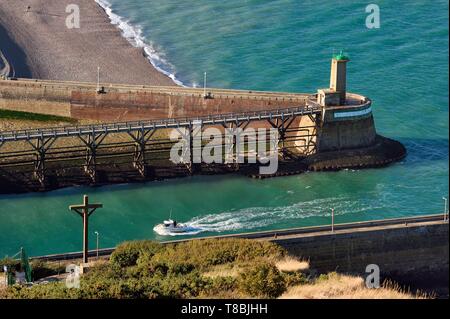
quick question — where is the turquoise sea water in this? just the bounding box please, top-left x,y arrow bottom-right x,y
0,0 -> 448,257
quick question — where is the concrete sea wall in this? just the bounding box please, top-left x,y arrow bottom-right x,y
0,79 -> 309,121
273,220 -> 449,290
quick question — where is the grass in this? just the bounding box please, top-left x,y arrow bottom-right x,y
203,264 -> 243,278
275,257 -> 309,273
280,272 -> 429,299
0,109 -> 77,123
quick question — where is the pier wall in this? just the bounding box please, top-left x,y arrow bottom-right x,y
0,79 -> 308,121
317,97 -> 377,151
273,221 -> 449,286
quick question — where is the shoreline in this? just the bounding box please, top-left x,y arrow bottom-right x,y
0,23 -> 32,78
94,0 -> 185,86
0,0 -> 177,86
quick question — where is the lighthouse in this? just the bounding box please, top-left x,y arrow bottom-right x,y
317,51 -> 350,107
330,51 -> 349,105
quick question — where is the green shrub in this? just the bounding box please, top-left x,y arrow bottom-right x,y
3,282 -> 79,299
151,238 -> 285,271
110,241 -> 162,268
238,262 -> 286,298
168,261 -> 196,275
316,272 -> 335,283
282,271 -> 309,287
2,238 -> 290,299
0,257 -> 20,273
200,276 -> 238,298
154,272 -> 209,298
84,263 -> 124,282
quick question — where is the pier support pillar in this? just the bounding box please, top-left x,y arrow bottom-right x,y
295,113 -> 320,156
27,137 -> 56,188
129,129 -> 155,178
188,121 -> 202,175
223,122 -> 240,171
267,114 -> 297,159
79,133 -> 106,184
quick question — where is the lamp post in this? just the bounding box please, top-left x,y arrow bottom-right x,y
443,197 -> 448,222
96,66 -> 100,93
203,72 -> 207,98
331,208 -> 335,233
94,231 -> 99,258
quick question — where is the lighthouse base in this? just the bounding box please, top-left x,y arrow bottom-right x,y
305,135 -> 406,171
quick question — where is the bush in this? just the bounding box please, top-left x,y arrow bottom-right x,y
2,282 -> 80,299
0,257 -> 20,273
150,238 -> 285,271
110,241 -> 162,268
282,271 -> 308,287
2,238 -> 290,299
154,272 -> 209,298
238,262 -> 286,298
316,272 -> 334,283
200,276 -> 238,298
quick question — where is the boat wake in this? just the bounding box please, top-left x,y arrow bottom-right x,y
153,195 -> 383,236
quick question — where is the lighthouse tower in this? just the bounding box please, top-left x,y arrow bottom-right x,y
317,51 -> 350,107
330,51 -> 349,105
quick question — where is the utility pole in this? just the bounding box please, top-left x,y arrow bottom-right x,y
69,195 -> 103,264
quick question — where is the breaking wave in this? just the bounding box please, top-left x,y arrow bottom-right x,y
95,0 -> 185,86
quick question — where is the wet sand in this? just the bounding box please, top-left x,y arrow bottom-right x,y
0,0 -> 176,86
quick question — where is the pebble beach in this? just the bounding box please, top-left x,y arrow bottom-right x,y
0,0 -> 176,86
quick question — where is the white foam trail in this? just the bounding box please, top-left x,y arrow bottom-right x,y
95,0 -> 186,87
177,196 -> 384,234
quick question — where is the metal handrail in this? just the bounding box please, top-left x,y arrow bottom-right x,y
0,105 -> 321,142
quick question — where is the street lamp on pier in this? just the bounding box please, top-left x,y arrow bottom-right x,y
94,231 -> 99,258
443,197 -> 448,222
331,208 -> 335,233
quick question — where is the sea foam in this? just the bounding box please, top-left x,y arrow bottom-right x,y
95,0 -> 186,86
174,195 -> 384,234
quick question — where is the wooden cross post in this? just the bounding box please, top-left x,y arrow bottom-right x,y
69,195 -> 103,264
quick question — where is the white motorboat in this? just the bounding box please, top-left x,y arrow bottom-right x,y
153,210 -> 205,236
162,219 -> 192,233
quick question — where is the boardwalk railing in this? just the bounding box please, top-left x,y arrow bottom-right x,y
0,105 -> 321,143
